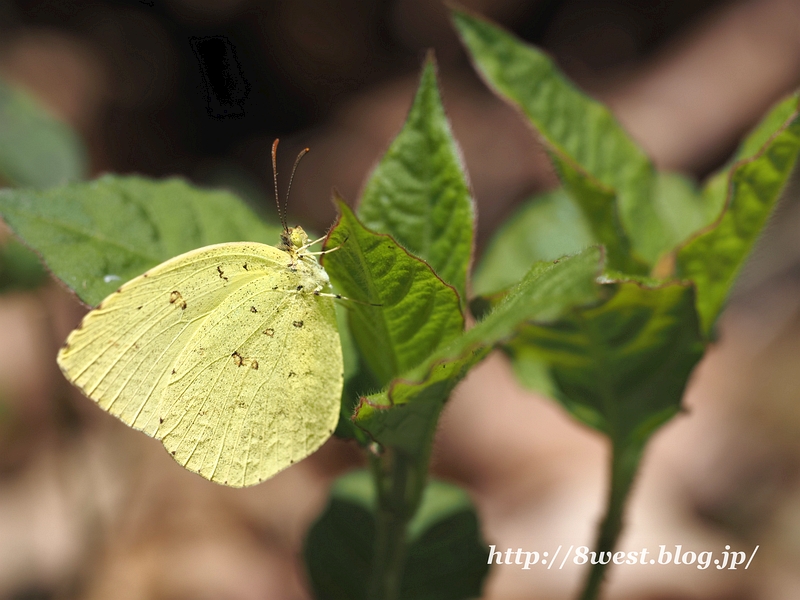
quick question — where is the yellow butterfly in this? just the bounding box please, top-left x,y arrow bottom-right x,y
57,142 -> 342,487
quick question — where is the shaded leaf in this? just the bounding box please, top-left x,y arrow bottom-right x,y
508,281 -> 704,448
551,153 -> 644,272
355,248 -> 604,456
333,302 -> 375,442
0,175 -> 282,306
304,470 -> 489,600
506,349 -> 559,399
0,77 -> 87,188
0,237 -> 48,292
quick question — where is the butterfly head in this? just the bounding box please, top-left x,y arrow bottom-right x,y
280,226 -> 311,253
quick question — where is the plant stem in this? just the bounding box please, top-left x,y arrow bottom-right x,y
578,441 -> 642,600
370,501 -> 408,600
367,451 -> 426,600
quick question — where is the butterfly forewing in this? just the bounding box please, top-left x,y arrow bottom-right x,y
58,246 -> 260,432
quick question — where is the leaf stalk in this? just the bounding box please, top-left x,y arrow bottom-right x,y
367,450 -> 427,600
578,440 -> 642,600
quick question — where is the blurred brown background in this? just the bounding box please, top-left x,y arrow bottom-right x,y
2,0 -> 800,598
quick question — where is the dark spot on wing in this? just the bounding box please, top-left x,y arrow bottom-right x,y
232,351 -> 243,367
171,369 -> 176,375
169,290 -> 187,310
293,320 -> 303,328
217,265 -> 228,281
250,360 -> 258,370
288,371 -> 295,378
296,285 -> 303,291
263,328 -> 274,337
171,450 -> 176,455
137,305 -> 143,310
250,306 -> 258,313
159,417 -> 164,424
243,262 -> 248,270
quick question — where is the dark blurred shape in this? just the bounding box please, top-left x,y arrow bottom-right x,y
190,35 -> 249,120
528,0 -> 726,69
0,0 -> 736,182
10,585 -> 53,600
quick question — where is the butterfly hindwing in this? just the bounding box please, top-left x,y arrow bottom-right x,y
161,253 -> 341,486
57,241 -> 343,487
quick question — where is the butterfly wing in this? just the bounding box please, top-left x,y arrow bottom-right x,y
57,242 -> 343,487
160,256 -> 342,486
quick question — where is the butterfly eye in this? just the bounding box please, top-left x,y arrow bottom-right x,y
290,226 -> 309,248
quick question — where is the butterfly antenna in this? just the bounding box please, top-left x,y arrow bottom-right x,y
286,146 -> 310,215
271,139 -> 288,232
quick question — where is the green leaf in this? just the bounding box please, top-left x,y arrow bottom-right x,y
676,95 -> 800,334
358,54 -> 474,303
304,469 -> 490,600
0,175 -> 282,306
506,349 -> 559,398
504,279 -> 704,599
649,172 -> 718,257
333,302 -> 375,442
653,95 -> 800,281
735,94 -> 800,162
304,472 -> 375,600
509,281 -> 704,448
0,237 -> 48,292
0,77 -> 87,188
552,154 -> 645,272
323,199 -> 464,388
452,8 -> 655,271
355,248 -> 604,456
473,187 -> 594,295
